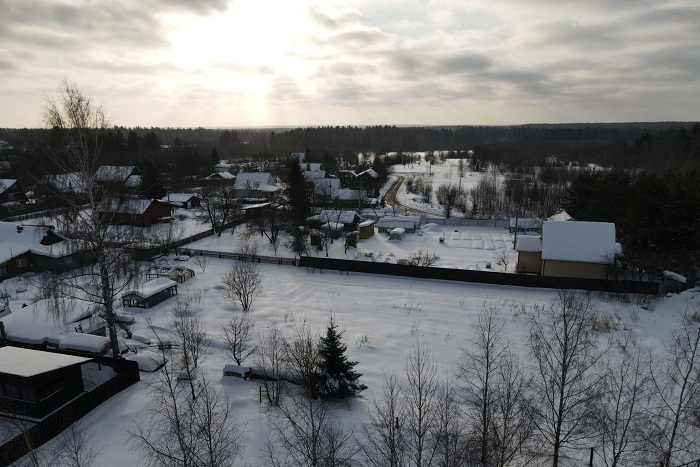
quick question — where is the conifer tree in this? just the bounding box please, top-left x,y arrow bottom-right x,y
286,156 -> 309,255
317,316 -> 366,398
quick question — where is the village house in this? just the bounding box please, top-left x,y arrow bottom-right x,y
308,210 -> 362,232
233,172 -> 280,199
96,197 -> 172,226
515,220 -> 620,280
160,193 -> 201,209
34,172 -> 89,205
0,346 -> 92,419
93,165 -> 142,192
0,222 -> 94,280
0,179 -> 28,217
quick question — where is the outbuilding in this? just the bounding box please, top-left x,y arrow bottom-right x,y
122,278 -> 178,308
358,220 -> 375,239
389,227 -> 406,241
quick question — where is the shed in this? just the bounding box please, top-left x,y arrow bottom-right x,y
146,265 -> 195,283
0,346 -> 91,419
375,216 -> 419,233
515,235 -> 542,274
389,227 -> 406,241
509,217 -> 542,233
122,278 -> 178,308
161,193 -> 201,209
358,220 -> 375,239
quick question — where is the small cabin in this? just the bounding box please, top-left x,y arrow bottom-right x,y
122,278 -> 178,308
0,346 -> 92,419
389,227 -> 406,241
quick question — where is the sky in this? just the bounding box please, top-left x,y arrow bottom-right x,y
0,0 -> 698,128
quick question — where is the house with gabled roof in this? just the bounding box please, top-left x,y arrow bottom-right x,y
233,172 -> 280,199
34,172 -> 90,204
160,193 -> 201,209
96,197 -> 172,226
0,179 -> 28,216
0,222 -> 94,280
515,221 -> 620,279
122,278 -> 178,308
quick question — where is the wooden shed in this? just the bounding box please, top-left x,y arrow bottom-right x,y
358,220 -> 375,239
122,278 -> 178,308
389,227 -> 406,241
146,265 -> 195,284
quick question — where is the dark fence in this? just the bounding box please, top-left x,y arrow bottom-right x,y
180,248 -> 297,266
298,256 -> 659,295
0,354 -> 140,466
422,217 -> 510,228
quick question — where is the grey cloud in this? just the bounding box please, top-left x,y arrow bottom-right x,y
0,60 -> 14,70
147,0 -> 231,15
267,76 -> 305,102
435,52 -> 493,74
307,6 -> 362,29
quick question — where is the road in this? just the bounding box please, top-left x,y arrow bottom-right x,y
384,175 -> 442,217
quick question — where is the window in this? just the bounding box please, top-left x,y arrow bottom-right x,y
0,266 -> 7,276
16,257 -> 27,268
7,193 -> 14,201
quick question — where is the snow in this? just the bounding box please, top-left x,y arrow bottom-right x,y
58,332 -> 111,353
541,220 -> 617,264
0,346 -> 91,377
0,179 -> 18,193
127,350 -> 166,372
6,234 -> 695,466
123,278 -> 177,299
318,210 -> 358,224
663,270 -> 687,284
515,235 -> 542,252
0,221 -> 73,262
93,166 -> 136,182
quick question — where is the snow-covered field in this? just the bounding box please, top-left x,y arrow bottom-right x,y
2,240 -> 694,465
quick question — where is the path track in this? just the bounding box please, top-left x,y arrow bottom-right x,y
384,175 -> 443,217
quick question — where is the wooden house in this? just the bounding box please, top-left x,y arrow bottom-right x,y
122,278 -> 178,308
0,179 -> 28,216
97,197 -> 172,226
160,193 -> 201,209
233,172 -> 280,199
0,347 -> 92,419
515,221 -> 619,280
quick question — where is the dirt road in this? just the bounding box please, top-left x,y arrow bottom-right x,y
384,175 -> 442,217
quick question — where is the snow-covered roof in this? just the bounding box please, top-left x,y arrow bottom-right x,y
357,168 -> 378,179
663,270 -> 688,284
93,166 -> 136,183
234,173 -> 279,193
123,278 -> 177,299
302,163 -> 323,172
541,221 -> 617,264
376,216 -> 420,228
0,222 -> 69,263
319,210 -> 359,224
205,171 -> 235,180
547,210 -> 573,222
0,179 -> 18,194
214,163 -> 233,171
59,332 -> 111,354
124,175 -> 142,188
41,172 -> 90,194
515,235 -> 542,252
0,347 -> 91,377
98,197 -> 157,215
358,220 -> 375,228
303,170 -> 327,181
161,193 -> 198,204
334,188 -> 363,200
291,152 -> 306,162
313,178 -> 341,192
390,227 -> 406,235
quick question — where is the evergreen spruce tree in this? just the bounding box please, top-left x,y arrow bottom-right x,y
317,316 -> 367,398
286,156 -> 309,255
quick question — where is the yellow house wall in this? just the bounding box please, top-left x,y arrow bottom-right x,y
541,260 -> 609,280
517,251 -> 542,274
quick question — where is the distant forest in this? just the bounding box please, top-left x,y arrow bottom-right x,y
1,122 -> 699,183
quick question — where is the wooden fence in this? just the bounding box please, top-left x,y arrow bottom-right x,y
298,256 -> 659,295
0,355 -> 140,466
180,248 -> 298,266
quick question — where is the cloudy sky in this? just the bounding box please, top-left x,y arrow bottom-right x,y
1,0 -> 698,128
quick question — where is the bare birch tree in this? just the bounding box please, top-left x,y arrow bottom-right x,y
39,80 -> 142,357
360,374 -> 408,467
171,290 -> 209,400
256,323 -> 287,406
221,260 -> 263,311
220,314 -> 257,366
647,308 -> 700,466
528,290 -> 606,467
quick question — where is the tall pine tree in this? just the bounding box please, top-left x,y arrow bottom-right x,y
317,316 -> 366,398
286,156 -> 309,255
